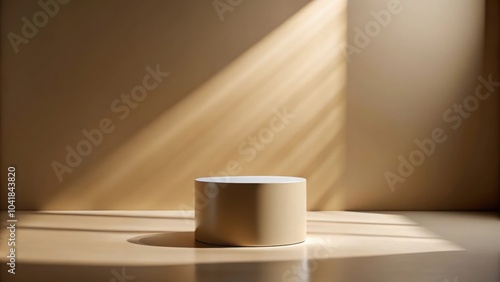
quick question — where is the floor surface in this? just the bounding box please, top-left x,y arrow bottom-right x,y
1,211 -> 499,282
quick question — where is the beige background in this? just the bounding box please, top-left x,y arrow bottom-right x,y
0,0 -> 498,211
346,0 -> 499,210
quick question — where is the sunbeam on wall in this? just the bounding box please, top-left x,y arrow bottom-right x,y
42,0 -> 347,210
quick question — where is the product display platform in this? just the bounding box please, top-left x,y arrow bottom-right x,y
195,176 -> 306,246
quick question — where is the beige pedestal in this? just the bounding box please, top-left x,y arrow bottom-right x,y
194,176 -> 306,247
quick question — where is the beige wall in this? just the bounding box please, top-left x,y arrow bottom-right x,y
1,0 -> 497,211
1,0 -> 348,210
346,0 -> 499,210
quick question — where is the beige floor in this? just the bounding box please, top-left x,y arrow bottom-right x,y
0,211 -> 498,282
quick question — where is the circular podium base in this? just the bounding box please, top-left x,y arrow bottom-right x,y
194,176 -> 306,247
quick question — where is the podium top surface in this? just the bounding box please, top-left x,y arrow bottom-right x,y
195,176 -> 306,184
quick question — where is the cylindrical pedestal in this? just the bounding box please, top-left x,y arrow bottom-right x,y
194,176 -> 306,247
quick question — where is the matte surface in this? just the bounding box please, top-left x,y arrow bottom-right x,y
194,176 -> 306,246
1,211 -> 498,281
2,0 -> 496,211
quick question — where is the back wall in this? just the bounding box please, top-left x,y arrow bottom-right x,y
1,0 -> 497,211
